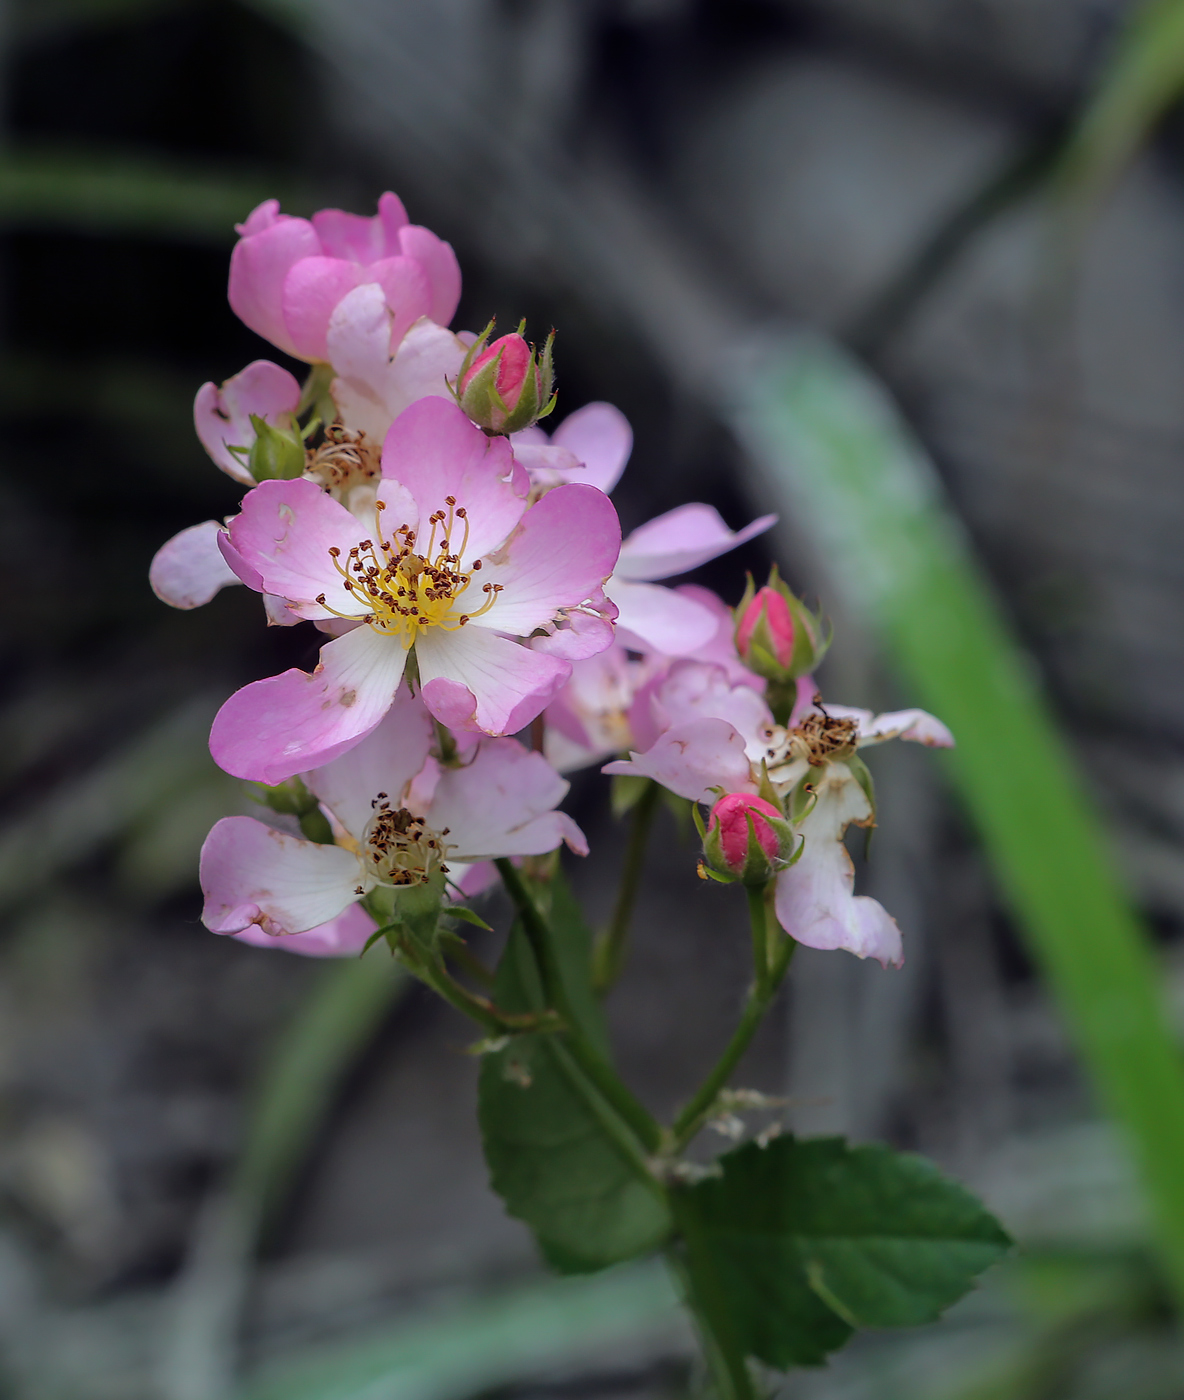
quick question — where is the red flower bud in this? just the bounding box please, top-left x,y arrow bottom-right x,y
736,586 -> 794,668
459,333 -> 534,412
454,322 -> 556,434
708,794 -> 783,875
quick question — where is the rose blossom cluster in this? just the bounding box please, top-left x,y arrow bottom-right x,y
155,191 -> 951,969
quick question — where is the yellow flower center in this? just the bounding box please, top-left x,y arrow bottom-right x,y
316,495 -> 503,646
362,795 -> 452,887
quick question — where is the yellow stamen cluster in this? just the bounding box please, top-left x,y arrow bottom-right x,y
362,793 -> 452,887
316,495 -> 503,646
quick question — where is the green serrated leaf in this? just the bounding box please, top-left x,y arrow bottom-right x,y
478,871 -> 670,1272
677,1135 -> 1010,1369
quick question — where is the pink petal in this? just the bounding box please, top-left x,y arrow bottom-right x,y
210,623 -> 408,783
771,768 -> 902,968
398,224 -> 462,327
475,484 -> 621,637
312,196 -> 407,261
304,683 -> 435,841
632,660 -> 774,759
427,738 -> 586,858
194,360 -> 302,483
607,578 -> 717,654
150,521 -> 241,609
235,199 -> 282,238
417,626 -> 570,735
615,504 -> 777,582
200,815 -> 360,936
530,608 -> 616,660
229,215 -> 320,357
328,286 -> 465,443
279,257 -> 366,363
603,718 -> 756,804
674,584 -> 765,688
223,477 -> 382,616
380,398 -> 526,559
228,902 -> 378,957
552,402 -> 633,493
510,441 -> 583,487
369,256 -> 434,348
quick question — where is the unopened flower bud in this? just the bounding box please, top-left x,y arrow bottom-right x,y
734,566 -> 829,724
454,320 -> 556,434
247,412 -> 305,482
703,793 -> 793,885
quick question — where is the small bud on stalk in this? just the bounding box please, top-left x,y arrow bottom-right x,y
454,320 -> 556,434
702,793 -> 794,886
246,412 -> 306,481
734,566 -> 829,724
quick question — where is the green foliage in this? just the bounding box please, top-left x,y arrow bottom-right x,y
478,872 -> 671,1272
734,333 -> 1184,1309
675,1136 -> 1011,1370
1053,0 -> 1184,212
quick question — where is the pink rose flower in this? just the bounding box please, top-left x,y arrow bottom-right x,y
209,397 -> 621,783
203,689 -> 585,951
605,694 -> 953,967
229,193 -> 461,362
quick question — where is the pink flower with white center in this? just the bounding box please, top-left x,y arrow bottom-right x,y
541,586 -> 763,772
202,690 -> 586,951
229,193 -> 461,362
605,695 -> 953,968
515,403 -> 777,654
209,397 -> 621,783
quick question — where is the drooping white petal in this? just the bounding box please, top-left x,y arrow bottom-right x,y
772,765 -> 903,968
200,815 -> 361,936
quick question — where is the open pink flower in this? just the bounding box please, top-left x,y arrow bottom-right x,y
605,692 -> 953,968
202,689 -> 585,951
209,398 -> 621,783
229,193 -> 461,362
515,402 -> 776,654
541,587 -> 763,772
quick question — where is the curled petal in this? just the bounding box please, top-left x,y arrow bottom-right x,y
311,193 -> 408,261
150,521 -> 241,609
194,360 -> 301,483
859,708 -> 954,748
603,718 -> 756,804
615,503 -> 777,583
201,815 -> 360,936
417,626 -> 570,736
210,623 -> 408,783
229,901 -> 378,957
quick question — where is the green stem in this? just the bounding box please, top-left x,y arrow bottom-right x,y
666,1198 -> 758,1400
673,888 -> 795,1149
593,778 -> 660,992
496,858 -> 663,1153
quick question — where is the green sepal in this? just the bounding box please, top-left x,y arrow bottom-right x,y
245,775 -> 335,844
611,773 -> 651,819
690,801 -> 707,840
446,904 -> 494,932
786,772 -> 819,824
247,412 -> 306,481
844,753 -> 876,823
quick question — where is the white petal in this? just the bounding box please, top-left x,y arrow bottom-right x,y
150,521 -> 241,609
